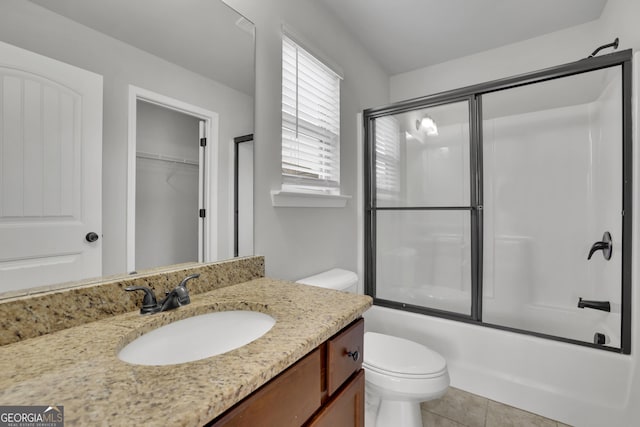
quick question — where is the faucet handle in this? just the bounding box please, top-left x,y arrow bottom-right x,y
125,286 -> 160,314
178,273 -> 200,289
173,274 -> 199,306
587,232 -> 612,260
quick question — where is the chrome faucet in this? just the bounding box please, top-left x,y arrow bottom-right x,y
125,273 -> 200,315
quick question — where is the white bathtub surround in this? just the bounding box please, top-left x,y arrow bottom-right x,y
481,66 -> 623,346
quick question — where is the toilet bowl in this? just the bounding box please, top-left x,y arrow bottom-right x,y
296,269 -> 449,427
364,332 -> 449,427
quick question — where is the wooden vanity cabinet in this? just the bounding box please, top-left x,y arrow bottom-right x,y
306,370 -> 364,427
209,318 -> 364,427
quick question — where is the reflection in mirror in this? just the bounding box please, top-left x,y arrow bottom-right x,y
135,100 -> 201,271
0,0 -> 255,297
234,135 -> 255,257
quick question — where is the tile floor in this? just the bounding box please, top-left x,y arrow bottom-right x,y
420,388 -> 572,427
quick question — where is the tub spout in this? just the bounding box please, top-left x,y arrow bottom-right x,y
577,298 -> 611,312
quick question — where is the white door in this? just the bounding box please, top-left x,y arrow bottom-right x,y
0,41 -> 103,293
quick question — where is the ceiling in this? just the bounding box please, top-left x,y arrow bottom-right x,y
316,0 -> 608,75
27,0 -> 255,95
24,0 -> 609,87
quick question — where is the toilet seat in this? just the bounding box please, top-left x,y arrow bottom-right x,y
364,362 -> 447,379
364,332 -> 447,379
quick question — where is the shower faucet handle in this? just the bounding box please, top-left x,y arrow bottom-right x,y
587,232 -> 612,260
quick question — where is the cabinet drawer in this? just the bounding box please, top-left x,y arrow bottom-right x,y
326,318 -> 364,396
210,348 -> 321,427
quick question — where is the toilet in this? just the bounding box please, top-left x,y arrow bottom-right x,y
297,269 -> 450,427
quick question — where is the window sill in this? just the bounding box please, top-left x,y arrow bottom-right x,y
271,190 -> 352,208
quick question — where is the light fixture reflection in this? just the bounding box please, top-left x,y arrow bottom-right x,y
416,116 -> 438,136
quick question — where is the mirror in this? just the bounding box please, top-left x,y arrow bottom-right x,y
0,0 -> 255,298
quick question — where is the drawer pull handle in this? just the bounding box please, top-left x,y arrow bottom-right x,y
346,350 -> 360,361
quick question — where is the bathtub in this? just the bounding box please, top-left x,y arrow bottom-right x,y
378,283 -> 620,349
363,304 -> 632,427
482,300 -> 621,349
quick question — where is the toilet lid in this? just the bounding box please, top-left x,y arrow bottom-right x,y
364,332 -> 447,378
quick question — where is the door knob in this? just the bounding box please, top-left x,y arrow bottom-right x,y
85,232 -> 99,243
587,232 -> 612,260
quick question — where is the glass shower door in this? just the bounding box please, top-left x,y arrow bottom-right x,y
481,67 -> 624,347
372,101 -> 474,316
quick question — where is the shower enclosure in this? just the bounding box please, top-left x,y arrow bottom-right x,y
364,50 -> 632,353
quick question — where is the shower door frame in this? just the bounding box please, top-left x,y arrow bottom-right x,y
364,49 -> 633,354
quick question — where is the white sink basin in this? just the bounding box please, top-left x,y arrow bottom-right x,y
118,310 -> 276,366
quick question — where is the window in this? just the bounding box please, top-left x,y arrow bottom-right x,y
281,35 -> 341,194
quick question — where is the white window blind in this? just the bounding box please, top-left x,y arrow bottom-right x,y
375,116 -> 400,198
282,35 -> 341,193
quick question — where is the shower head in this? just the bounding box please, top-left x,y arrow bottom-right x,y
587,37 -> 619,58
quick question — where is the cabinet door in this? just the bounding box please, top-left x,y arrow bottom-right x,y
306,369 -> 364,427
210,349 -> 321,427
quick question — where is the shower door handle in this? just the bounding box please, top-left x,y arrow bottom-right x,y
587,232 -> 612,260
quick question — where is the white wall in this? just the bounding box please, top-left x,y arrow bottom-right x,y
136,101 -> 201,163
390,0 -> 640,103
0,0 -> 254,276
386,0 -> 640,424
222,0 -> 389,280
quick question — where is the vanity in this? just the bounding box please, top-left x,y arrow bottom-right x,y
210,318 -> 365,426
0,259 -> 372,426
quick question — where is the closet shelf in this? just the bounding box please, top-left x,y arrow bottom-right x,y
136,151 -> 198,166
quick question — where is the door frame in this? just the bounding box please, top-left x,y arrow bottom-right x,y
233,134 -> 254,257
126,85 -> 219,272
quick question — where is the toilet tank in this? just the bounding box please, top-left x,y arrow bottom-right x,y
296,268 -> 358,293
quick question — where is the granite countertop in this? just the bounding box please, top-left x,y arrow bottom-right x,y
0,278 -> 372,426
